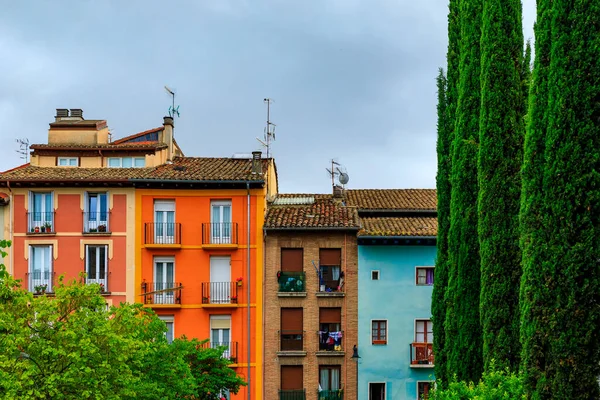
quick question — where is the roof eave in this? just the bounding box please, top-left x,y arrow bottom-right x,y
264,226 -> 360,232
358,235 -> 437,240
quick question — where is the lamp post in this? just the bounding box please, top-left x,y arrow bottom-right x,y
351,345 -> 360,400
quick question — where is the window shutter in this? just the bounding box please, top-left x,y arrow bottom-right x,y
281,308 -> 303,332
210,315 -> 231,329
281,248 -> 303,272
319,249 -> 341,266
319,307 -> 341,323
281,366 -> 303,390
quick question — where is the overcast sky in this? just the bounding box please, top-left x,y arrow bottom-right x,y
0,1 -> 536,193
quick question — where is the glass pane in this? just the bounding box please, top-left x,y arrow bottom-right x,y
122,157 -> 133,168
166,212 -> 175,236
222,205 -> 231,223
134,158 -> 145,167
88,247 -> 97,279
212,329 -> 219,344
320,369 -> 329,390
156,262 -> 164,283
58,158 -> 67,166
331,368 -> 340,390
108,158 -> 120,167
99,246 -> 106,279
89,195 -> 97,219
223,329 -> 230,343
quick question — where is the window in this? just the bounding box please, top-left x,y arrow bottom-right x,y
371,270 -> 380,280
86,245 -> 108,289
154,200 -> 175,244
57,157 -> 78,166
417,382 -> 431,399
210,315 -> 232,359
416,267 -> 435,285
372,320 -> 387,345
154,257 -> 175,304
369,383 -> 386,400
85,193 -> 108,232
319,366 -> 341,392
415,319 -> 433,343
281,365 -> 303,392
319,308 -> 342,351
158,315 -> 174,344
210,200 -> 232,244
107,157 -> 145,168
29,192 -> 53,232
319,249 -> 342,292
29,245 -> 53,293
280,308 -> 303,351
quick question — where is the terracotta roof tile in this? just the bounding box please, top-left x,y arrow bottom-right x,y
345,189 -> 437,211
359,216 -> 437,237
30,143 -> 166,150
265,195 -> 360,230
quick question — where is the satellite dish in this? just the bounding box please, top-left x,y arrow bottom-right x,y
338,173 -> 350,185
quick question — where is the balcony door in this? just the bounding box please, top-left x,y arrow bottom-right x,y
211,200 -> 232,244
85,193 -> 108,232
210,315 -> 231,358
30,192 -> 53,230
154,200 -> 175,244
210,256 -> 231,303
319,365 -> 341,392
154,258 -> 175,304
86,245 -> 107,288
29,245 -> 52,292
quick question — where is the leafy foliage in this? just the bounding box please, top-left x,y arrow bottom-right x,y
0,264 -> 245,399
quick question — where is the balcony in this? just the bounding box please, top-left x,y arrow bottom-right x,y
141,282 -> 182,307
29,272 -> 54,295
201,222 -> 238,248
144,223 -> 182,247
279,390 -> 306,400
278,330 -> 306,356
410,342 -> 434,368
316,331 -> 344,356
278,271 -> 306,297
83,212 -> 110,234
27,212 -> 55,234
201,282 -> 239,306
318,389 -> 344,400
201,341 -> 238,363
316,267 -> 345,297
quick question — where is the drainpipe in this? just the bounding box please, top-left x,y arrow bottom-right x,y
246,181 -> 251,400
6,181 -> 13,274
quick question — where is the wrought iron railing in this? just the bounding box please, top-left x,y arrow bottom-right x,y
141,282 -> 182,305
278,271 -> 306,292
318,389 -> 344,400
27,212 -> 55,234
201,341 -> 238,363
144,223 -> 182,245
318,331 -> 344,351
202,222 -> 238,245
83,212 -> 110,233
201,282 -> 238,304
29,271 -> 53,294
279,389 -> 306,400
280,330 -> 304,351
410,342 -> 434,365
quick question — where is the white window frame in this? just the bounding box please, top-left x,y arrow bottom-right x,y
158,315 -> 175,344
57,157 -> 78,167
210,200 -> 232,244
368,382 -> 386,400
154,200 -> 176,244
416,381 -> 433,400
371,270 -> 380,280
371,319 -> 388,345
210,315 -> 232,359
84,192 -> 109,232
85,245 -> 108,289
414,318 -> 433,343
29,192 -> 54,232
415,266 -> 435,286
106,157 -> 145,168
29,245 -> 53,293
154,257 -> 175,304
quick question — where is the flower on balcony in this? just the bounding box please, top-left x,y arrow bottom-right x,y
99,283 -> 105,293
236,277 -> 243,282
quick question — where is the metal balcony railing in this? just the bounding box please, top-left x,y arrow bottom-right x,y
27,212 -> 55,234
318,331 -> 344,352
144,223 -> 182,245
201,282 -> 239,304
318,389 -> 344,400
201,341 -> 238,363
410,342 -> 434,365
279,390 -> 306,400
29,271 -> 53,294
83,212 -> 110,233
280,330 -> 304,351
202,222 -> 238,245
141,282 -> 182,305
278,271 -> 306,292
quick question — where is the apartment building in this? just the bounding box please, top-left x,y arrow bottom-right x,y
263,191 -> 360,400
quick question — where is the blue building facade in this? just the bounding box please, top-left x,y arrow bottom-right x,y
357,241 -> 436,399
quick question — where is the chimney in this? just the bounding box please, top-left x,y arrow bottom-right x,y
163,116 -> 174,161
70,109 -> 83,120
333,185 -> 344,198
55,108 -> 69,121
251,151 -> 263,174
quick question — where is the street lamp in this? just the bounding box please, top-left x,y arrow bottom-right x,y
351,345 -> 360,399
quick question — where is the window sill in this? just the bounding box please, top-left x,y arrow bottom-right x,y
26,232 -> 56,236
278,292 -> 307,298
372,341 -> 387,345
277,351 -> 307,357
144,244 -> 182,249
316,292 -> 345,297
83,232 -> 112,236
316,351 -> 345,357
410,363 -> 435,369
202,243 -> 239,250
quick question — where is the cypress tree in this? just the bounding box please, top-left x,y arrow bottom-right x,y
541,0 -> 600,397
477,0 -> 524,372
518,0 -> 554,396
437,0 -> 461,386
446,0 -> 483,383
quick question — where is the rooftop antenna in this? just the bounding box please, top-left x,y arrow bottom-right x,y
326,159 -> 341,188
256,98 -> 276,158
164,85 -> 180,120
15,138 -> 29,163
326,160 -> 350,188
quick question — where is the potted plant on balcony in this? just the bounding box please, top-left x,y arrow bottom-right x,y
98,224 -> 107,232
99,283 -> 106,293
230,296 -> 238,303
34,284 -> 47,295
34,226 -> 40,233
236,277 -> 243,287
44,222 -> 52,233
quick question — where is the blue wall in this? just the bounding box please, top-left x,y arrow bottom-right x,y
358,245 -> 436,400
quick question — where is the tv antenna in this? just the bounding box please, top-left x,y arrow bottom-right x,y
15,138 -> 29,163
326,159 -> 350,188
256,98 -> 276,158
164,86 -> 180,119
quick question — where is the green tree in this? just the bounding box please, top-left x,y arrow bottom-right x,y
0,274 -> 245,399
477,0 -> 524,372
435,0 -> 461,387
446,0 -> 483,383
